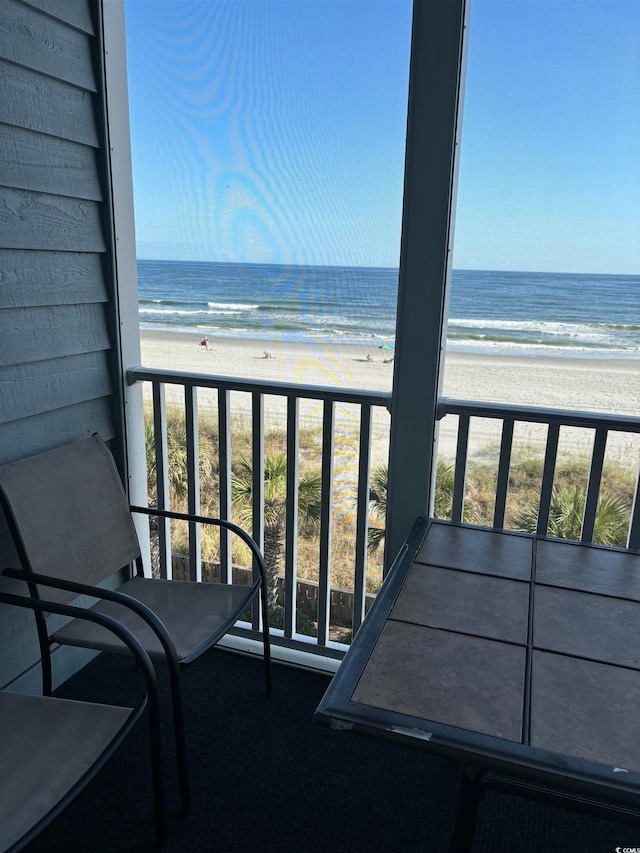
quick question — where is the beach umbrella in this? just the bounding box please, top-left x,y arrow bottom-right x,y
378,344 -> 394,350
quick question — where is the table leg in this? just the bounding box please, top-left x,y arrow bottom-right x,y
449,765 -> 485,853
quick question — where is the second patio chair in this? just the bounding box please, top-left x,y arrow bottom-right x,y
0,434 -> 272,817
0,590 -> 166,851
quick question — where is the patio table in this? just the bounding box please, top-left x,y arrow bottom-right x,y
314,518 -> 640,851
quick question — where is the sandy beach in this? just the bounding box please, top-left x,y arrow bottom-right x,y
139,330 -> 640,464
140,331 -> 396,392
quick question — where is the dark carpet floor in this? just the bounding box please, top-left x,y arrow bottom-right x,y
22,648 -> 637,852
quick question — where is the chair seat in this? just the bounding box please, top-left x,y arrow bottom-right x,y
53,576 -> 257,662
0,691 -> 133,853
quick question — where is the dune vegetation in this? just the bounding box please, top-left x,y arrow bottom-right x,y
145,405 -> 637,601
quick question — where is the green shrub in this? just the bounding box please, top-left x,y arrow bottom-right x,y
268,605 -> 317,637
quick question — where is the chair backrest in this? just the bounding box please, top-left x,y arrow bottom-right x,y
0,435 -> 141,601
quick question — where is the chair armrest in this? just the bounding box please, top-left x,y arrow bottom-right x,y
0,588 -> 158,700
131,505 -> 268,587
2,567 -> 181,671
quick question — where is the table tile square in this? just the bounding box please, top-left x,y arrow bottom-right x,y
416,523 -> 532,581
534,586 -> 640,668
391,563 -> 530,644
351,621 -> 526,742
531,651 -> 640,771
536,539 -> 640,601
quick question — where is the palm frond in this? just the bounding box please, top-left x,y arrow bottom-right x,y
514,485 -> 628,547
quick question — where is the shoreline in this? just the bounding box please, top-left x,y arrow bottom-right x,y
139,330 -> 640,463
139,329 -> 640,412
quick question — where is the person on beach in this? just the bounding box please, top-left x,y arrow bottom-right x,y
366,353 -> 373,362
199,336 -> 210,350
263,350 -> 274,359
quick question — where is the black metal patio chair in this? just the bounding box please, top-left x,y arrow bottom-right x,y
0,591 -> 166,852
0,434 -> 272,817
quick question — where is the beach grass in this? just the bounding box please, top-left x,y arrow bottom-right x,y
143,402 -> 386,592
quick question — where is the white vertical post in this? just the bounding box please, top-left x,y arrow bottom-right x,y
385,0 -> 470,570
100,1 -> 150,565
185,386 -> 201,580
284,397 -> 300,637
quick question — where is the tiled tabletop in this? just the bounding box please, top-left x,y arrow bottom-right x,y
315,519 -> 640,795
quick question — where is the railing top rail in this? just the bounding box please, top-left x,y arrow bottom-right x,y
437,397 -> 640,433
127,366 -> 392,408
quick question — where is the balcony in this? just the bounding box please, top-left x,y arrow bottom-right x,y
3,1 -> 640,848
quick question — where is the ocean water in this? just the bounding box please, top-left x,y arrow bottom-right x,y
137,260 -> 640,360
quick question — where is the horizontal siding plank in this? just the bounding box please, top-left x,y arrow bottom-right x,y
0,124 -> 102,199
0,398 -> 116,466
0,303 -> 111,367
1,0 -> 96,91
18,0 -> 94,35
0,351 -> 112,425
0,249 -> 107,308
0,188 -> 106,252
0,60 -> 98,146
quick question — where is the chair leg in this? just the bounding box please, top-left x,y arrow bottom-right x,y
34,606 -> 53,696
41,645 -> 53,697
146,674 -> 168,848
449,765 -> 484,853
167,661 -> 191,817
259,582 -> 272,696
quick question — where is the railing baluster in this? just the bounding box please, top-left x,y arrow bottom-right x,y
493,418 -> 514,529
353,405 -> 372,638
451,414 -> 470,522
581,428 -> 608,543
317,400 -> 335,647
218,389 -> 232,584
538,423 -> 560,536
185,386 -> 201,581
251,392 -> 265,629
152,382 -> 171,579
284,396 -> 299,638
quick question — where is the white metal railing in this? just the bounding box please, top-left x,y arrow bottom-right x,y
127,366 -> 391,657
127,365 -> 640,660
436,398 -> 640,550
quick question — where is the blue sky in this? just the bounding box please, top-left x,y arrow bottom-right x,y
126,0 -> 640,275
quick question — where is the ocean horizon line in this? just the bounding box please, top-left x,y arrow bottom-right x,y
137,257 -> 639,279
